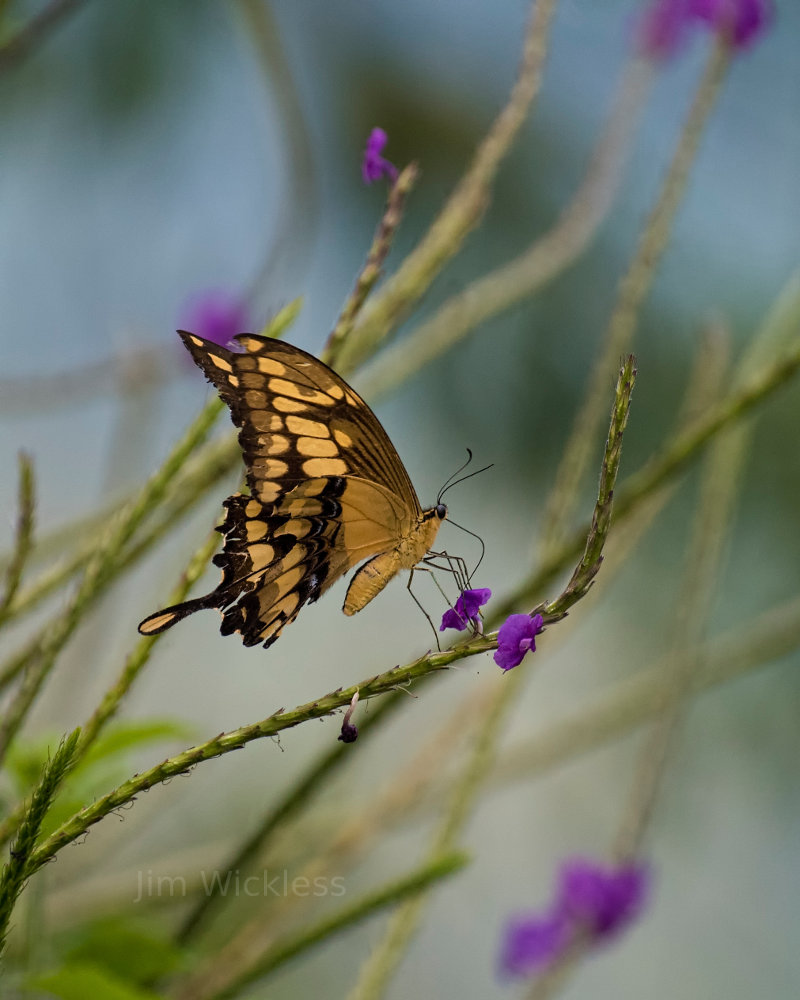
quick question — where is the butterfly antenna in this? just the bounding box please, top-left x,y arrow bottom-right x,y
437,454 -> 494,505
436,449 -> 473,504
444,517 -> 487,581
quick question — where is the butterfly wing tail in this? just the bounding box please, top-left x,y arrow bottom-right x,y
138,593 -> 223,636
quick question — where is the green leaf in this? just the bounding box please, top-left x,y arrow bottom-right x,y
6,720 -> 194,838
32,962 -> 167,1000
64,917 -> 184,984
79,719 -> 195,769
7,719 -> 193,797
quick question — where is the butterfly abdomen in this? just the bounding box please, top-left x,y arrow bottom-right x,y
343,549 -> 402,616
342,510 -> 443,616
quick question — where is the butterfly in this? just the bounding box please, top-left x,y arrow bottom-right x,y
138,331 -> 447,648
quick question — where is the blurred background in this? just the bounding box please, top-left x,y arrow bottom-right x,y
1,0 -> 798,997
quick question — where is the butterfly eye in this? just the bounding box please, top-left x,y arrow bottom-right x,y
435,503 -> 447,520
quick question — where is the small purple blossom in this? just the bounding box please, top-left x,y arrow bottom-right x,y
689,0 -> 772,48
499,857 -> 650,979
361,127 -> 398,185
493,613 -> 544,671
440,587 -> 492,633
559,858 -> 649,940
180,290 -> 250,350
500,913 -> 569,978
636,0 -> 772,59
637,0 -> 693,58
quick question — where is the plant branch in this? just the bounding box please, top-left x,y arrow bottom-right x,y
178,852 -> 468,1000
0,0 -> 90,74
0,397 -> 223,767
336,0 -> 560,373
357,57 -> 654,402
543,356 -> 636,621
0,730 -> 80,958
0,434 -> 238,632
491,333 -> 800,623
324,163 -> 420,369
0,454 -> 35,631
539,37 -> 731,560
175,686 -> 410,945
24,350 -> 636,885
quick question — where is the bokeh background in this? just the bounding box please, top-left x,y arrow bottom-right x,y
1,0 -> 799,997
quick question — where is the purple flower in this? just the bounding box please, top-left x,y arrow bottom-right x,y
500,913 -> 569,978
636,0 -> 772,59
637,0 -> 693,58
439,587 -> 492,633
493,613 -> 544,671
180,289 -> 250,349
558,858 -> 649,940
689,0 -> 772,48
499,858 -> 650,979
361,128 -> 398,185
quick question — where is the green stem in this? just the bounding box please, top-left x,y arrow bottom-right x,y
0,0 -> 89,73
180,852 -> 468,1000
543,356 -> 636,621
539,37 -> 731,561
324,163 -> 420,370
0,730 -> 80,959
490,334 -> 800,624
344,356 -> 636,1000
0,434 -> 238,632
0,397 -> 223,767
336,0 -> 560,372
24,642 -> 485,878
175,687 -> 409,945
356,57 -> 654,402
0,454 -> 35,631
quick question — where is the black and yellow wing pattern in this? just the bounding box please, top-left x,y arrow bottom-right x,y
138,331 -> 446,648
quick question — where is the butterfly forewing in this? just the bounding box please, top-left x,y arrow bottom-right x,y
179,332 -> 420,509
138,332 -> 440,648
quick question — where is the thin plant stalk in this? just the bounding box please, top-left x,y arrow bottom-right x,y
175,686 -> 411,945
324,163 -> 420,368
1,434 -> 239,631
357,57 -> 654,402
491,331 -> 800,623
539,36 -> 731,561
0,0 -> 88,73
0,454 -> 35,631
236,0 -> 318,314
0,396 -> 223,767
177,853 -> 468,1000
0,730 -> 80,958
345,355 -> 635,1000
336,0 -> 561,372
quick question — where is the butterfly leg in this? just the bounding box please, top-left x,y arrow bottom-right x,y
424,550 -> 472,594
424,551 -> 486,637
406,567 -> 441,651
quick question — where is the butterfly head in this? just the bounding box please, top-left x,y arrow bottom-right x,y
434,503 -> 447,520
